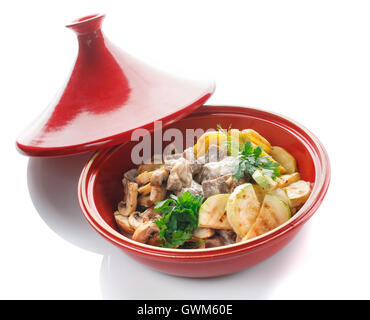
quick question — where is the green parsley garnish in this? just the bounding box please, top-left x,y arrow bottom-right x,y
154,191 -> 204,248
232,141 -> 281,181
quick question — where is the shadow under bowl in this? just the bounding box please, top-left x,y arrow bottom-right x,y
78,105 -> 330,278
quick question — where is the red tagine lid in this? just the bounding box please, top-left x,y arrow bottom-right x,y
16,14 -> 215,157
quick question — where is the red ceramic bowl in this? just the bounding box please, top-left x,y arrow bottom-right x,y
78,105 -> 330,278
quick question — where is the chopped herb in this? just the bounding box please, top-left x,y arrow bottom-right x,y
154,191 -> 204,248
232,141 -> 281,181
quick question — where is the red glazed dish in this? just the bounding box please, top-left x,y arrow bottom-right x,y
78,105 -> 330,278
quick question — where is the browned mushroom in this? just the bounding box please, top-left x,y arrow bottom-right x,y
217,229 -> 237,245
114,211 -> 135,234
132,222 -> 161,244
136,171 -> 153,185
150,185 -> 167,203
150,167 -> 169,186
118,179 -> 138,216
138,183 -> 151,195
138,195 -> 153,208
193,228 -> 215,239
128,207 -> 160,230
138,163 -> 162,173
204,236 -> 224,248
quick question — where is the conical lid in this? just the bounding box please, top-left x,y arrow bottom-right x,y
16,14 -> 215,157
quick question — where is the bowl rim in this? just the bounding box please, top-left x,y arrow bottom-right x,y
78,105 -> 330,260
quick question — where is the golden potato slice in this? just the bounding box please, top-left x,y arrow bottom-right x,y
284,180 -> 311,208
243,194 -> 290,241
270,146 -> 297,174
276,172 -> 301,188
241,129 -> 272,154
199,194 -> 232,230
226,183 -> 260,238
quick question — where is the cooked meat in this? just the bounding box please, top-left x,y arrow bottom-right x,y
163,153 -> 182,167
167,157 -> 193,192
123,168 -> 139,182
183,147 -> 203,175
201,174 -> 232,198
150,167 -> 169,186
197,156 -> 235,182
176,180 -> 203,197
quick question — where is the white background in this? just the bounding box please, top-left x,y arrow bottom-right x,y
1,0 -> 369,299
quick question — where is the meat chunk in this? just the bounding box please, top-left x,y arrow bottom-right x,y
183,147 -> 203,175
197,156 -> 235,183
176,180 -> 204,197
201,174 -> 232,198
167,157 -> 193,192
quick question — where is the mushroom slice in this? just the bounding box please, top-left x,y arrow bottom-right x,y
138,195 -> 154,208
150,185 -> 167,203
138,163 -> 162,173
204,236 -> 224,248
198,194 -> 232,230
150,167 -> 169,186
136,171 -> 153,185
193,228 -> 215,239
138,183 -> 151,195
217,229 -> 237,245
118,179 -> 138,216
114,212 -> 135,234
128,208 -> 160,230
128,211 -> 145,229
132,222 -> 160,244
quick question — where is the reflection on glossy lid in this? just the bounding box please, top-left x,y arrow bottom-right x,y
17,14 -> 215,157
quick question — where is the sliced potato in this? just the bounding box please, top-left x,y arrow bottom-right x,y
226,183 -> 261,238
252,169 -> 278,191
270,188 -> 290,209
276,172 -> 300,188
114,213 -> 135,234
270,146 -> 297,174
284,180 -> 311,208
193,131 -> 228,158
199,194 -> 232,230
252,184 -> 266,204
243,194 -> 291,241
241,129 -> 272,154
